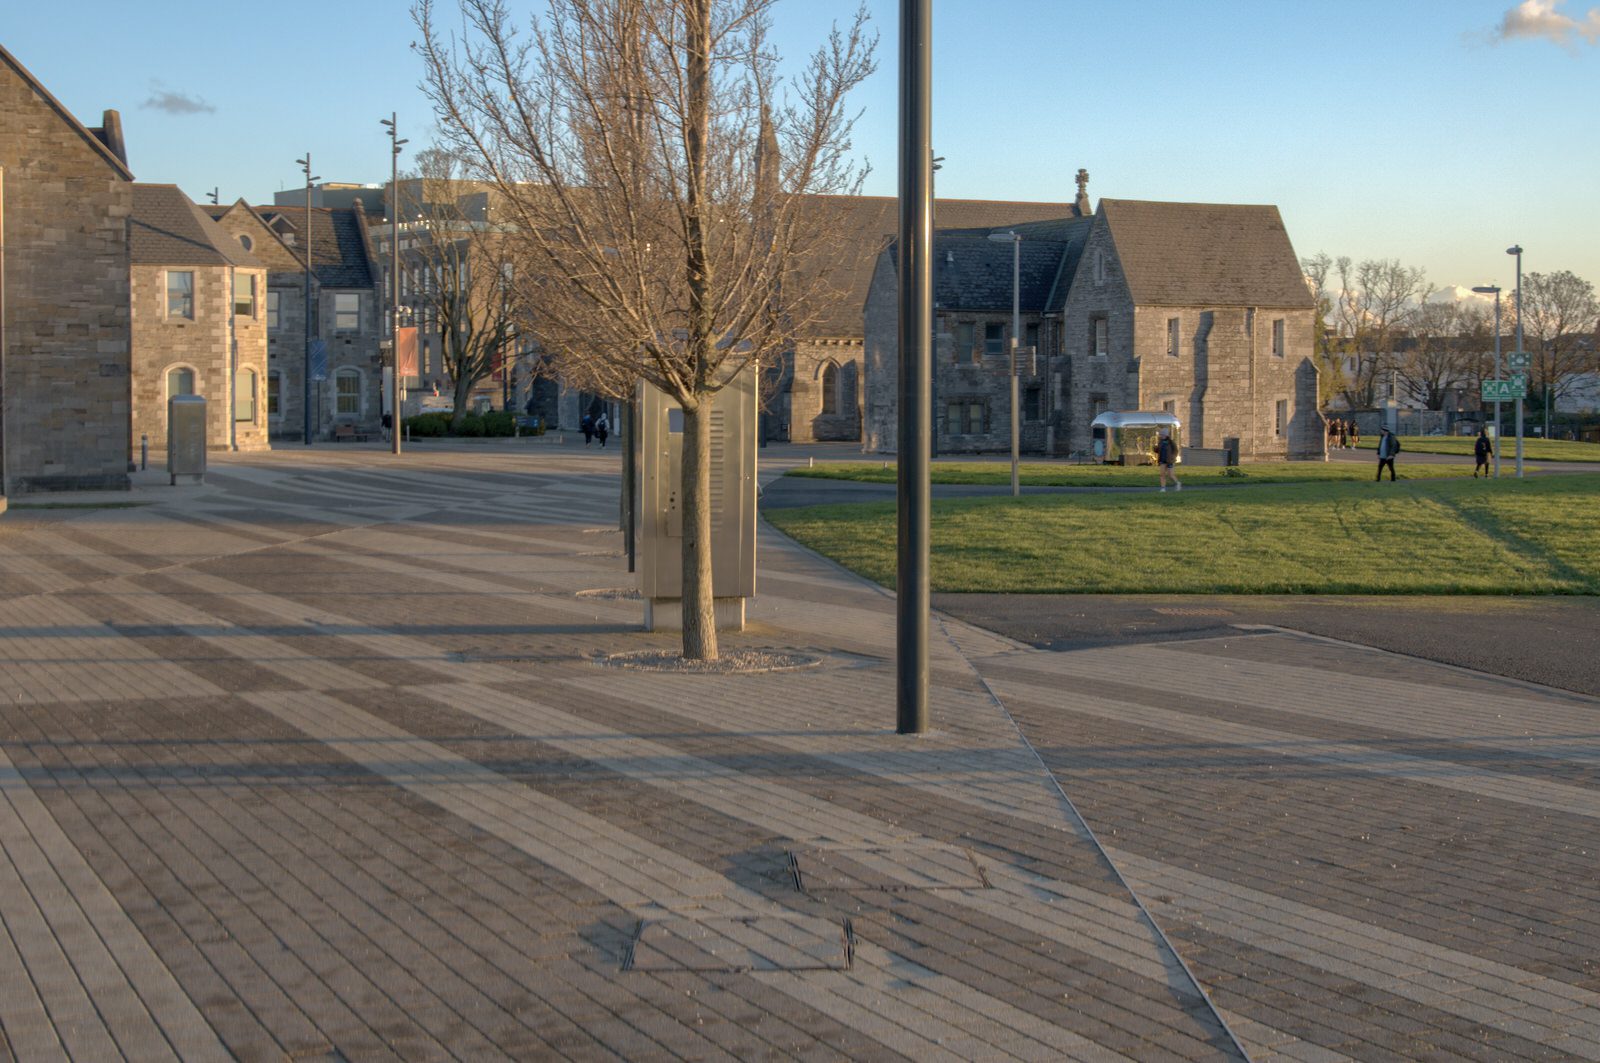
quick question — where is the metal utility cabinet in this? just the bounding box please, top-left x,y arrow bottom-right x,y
167,395 -> 207,485
637,369 -> 757,631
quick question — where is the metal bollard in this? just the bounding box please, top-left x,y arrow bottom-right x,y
808,456 -> 814,468
405,425 -> 411,443
140,434 -> 148,471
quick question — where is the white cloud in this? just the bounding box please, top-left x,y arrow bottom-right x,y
1492,0 -> 1600,48
140,81 -> 215,116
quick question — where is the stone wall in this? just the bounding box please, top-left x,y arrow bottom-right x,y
130,265 -> 270,452
861,250 -> 899,452
1,64 -> 131,492
260,281 -> 384,441
789,340 -> 862,442
1060,221 -> 1138,456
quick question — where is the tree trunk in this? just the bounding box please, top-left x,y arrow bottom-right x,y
679,399 -> 718,660
451,373 -> 472,430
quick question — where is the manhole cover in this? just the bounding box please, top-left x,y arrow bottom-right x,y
790,844 -> 988,892
1151,607 -> 1234,618
626,915 -> 851,972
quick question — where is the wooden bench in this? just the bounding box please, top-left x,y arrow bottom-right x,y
332,424 -> 369,443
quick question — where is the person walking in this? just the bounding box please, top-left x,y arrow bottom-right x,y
581,412 -> 594,446
1473,428 -> 1492,478
1375,426 -> 1400,481
1157,428 -> 1182,493
595,411 -> 610,448
1327,418 -> 1339,450
1337,419 -> 1349,449
1349,422 -> 1360,449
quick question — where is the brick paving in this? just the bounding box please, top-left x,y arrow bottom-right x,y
0,442 -> 1595,1059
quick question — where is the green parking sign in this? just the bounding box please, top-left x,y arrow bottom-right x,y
1507,350 -> 1532,370
1481,378 -> 1527,402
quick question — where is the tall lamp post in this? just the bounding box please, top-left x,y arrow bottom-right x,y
381,114 -> 408,456
1472,284 -> 1502,478
988,230 -> 1022,496
1507,245 -> 1524,477
295,154 -> 319,445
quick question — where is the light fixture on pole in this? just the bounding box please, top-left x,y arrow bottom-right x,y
1507,245 -> 1524,477
1472,285 -> 1502,478
988,230 -> 1023,496
295,154 -> 319,445
381,114 -> 408,456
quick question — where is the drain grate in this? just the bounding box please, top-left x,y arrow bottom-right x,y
625,914 -> 851,972
789,843 -> 988,892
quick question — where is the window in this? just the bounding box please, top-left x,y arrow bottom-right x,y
334,293 -> 361,333
1276,399 -> 1288,437
267,372 -> 281,418
1167,317 -> 1180,358
1272,318 -> 1286,358
820,362 -> 838,415
233,273 -> 256,317
166,367 -> 195,397
234,368 -> 257,422
167,271 -> 195,319
1092,317 -> 1108,357
1090,393 -> 1109,418
1025,386 -> 1043,422
984,323 -> 1005,358
335,369 -> 361,416
1025,322 -> 1040,355
1094,249 -> 1106,286
954,322 -> 975,364
1162,399 -> 1176,415
945,400 -> 986,435
239,234 -> 253,252
266,291 -> 280,330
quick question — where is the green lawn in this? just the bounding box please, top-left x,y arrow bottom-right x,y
1353,436 -> 1600,462
786,459 -> 1474,487
765,475 -> 1600,595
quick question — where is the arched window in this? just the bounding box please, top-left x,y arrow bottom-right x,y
820,362 -> 839,416
166,367 -> 196,398
335,368 -> 362,416
234,368 -> 257,422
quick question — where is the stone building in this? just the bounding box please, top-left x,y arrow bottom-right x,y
776,194 -> 1077,444
865,184 -> 1325,461
0,44 -> 133,495
129,185 -> 269,452
204,201 -> 384,441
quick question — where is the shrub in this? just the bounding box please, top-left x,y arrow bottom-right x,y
403,412 -> 451,437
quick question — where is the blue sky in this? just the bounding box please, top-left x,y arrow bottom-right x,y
8,0 -> 1598,293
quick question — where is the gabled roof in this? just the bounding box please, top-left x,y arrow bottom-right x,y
1099,199 -> 1313,309
0,43 -> 133,180
796,194 -> 1077,337
204,204 -> 376,288
203,200 -> 307,273
130,184 -> 261,267
931,234 -> 1069,314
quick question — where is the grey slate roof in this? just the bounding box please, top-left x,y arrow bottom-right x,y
932,235 -> 1069,313
247,205 -> 376,288
797,195 -> 1077,337
1099,199 -> 1313,309
130,184 -> 261,268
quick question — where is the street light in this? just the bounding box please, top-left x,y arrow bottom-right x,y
1507,245 -> 1524,477
381,114 -> 408,456
988,230 -> 1022,496
295,154 -> 319,445
1472,284 -> 1502,478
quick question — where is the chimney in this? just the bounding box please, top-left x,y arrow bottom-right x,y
94,109 -> 129,167
1074,168 -> 1091,217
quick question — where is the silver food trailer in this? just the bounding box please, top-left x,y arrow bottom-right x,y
1090,411 -> 1182,465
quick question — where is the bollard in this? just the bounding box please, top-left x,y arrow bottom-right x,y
405,425 -> 412,443
514,420 -> 521,439
140,434 -> 148,471
808,456 -> 814,468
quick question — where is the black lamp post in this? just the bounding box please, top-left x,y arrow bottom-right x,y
295,154 -> 319,445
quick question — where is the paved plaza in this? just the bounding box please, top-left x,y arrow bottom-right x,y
0,441 -> 1597,1060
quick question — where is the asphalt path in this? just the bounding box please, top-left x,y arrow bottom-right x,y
760,468 -> 1600,698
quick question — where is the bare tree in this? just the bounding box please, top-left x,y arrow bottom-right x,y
416,0 -> 876,659
398,148 -> 521,429
1327,257 -> 1429,408
1395,299 -> 1475,410
1516,270 -> 1599,415
1301,252 -> 1347,407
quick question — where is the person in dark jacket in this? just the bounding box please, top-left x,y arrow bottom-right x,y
1473,428 -> 1493,478
581,413 -> 594,445
1157,429 -> 1182,492
1375,426 -> 1400,481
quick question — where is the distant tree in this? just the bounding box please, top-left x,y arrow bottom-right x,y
1328,257 -> 1429,409
1516,270 -> 1600,416
416,0 -> 876,660
1301,252 -> 1347,407
399,148 -> 521,430
1395,299 -> 1474,410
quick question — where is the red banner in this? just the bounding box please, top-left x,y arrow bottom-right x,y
396,326 -> 419,378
